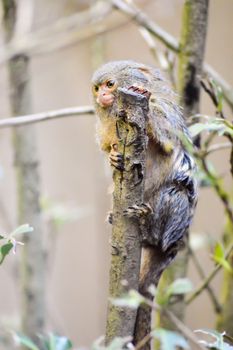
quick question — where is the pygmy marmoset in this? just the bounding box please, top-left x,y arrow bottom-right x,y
92,60 -> 198,346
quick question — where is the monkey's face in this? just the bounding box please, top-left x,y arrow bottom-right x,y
92,79 -> 117,108
92,60 -> 163,113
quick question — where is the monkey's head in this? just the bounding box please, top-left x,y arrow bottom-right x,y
91,60 -> 162,111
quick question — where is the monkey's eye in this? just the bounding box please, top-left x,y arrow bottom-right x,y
94,85 -> 99,92
106,80 -> 115,88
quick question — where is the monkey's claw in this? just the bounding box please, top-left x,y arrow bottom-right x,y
109,144 -> 124,170
106,211 -> 113,224
123,203 -> 153,218
128,85 -> 151,98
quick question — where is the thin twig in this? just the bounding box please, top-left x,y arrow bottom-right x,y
112,0 -> 179,52
189,247 -> 221,313
163,308 -> 206,350
138,27 -> 169,70
142,300 -> 206,350
201,79 -> 225,119
186,241 -> 233,305
0,106 -> 94,128
138,27 -> 177,88
0,0 -> 232,111
112,0 -> 233,110
201,158 -> 233,223
206,142 -> 232,155
0,1 -> 113,61
204,64 -> 233,112
134,333 -> 152,350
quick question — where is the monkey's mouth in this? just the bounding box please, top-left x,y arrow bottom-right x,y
96,94 -> 114,108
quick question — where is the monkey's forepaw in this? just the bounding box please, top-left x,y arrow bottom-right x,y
128,85 -> 151,98
123,203 -> 153,218
109,144 -> 124,170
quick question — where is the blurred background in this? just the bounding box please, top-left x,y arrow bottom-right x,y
0,0 -> 232,349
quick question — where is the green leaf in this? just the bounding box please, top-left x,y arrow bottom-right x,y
0,242 -> 13,265
178,131 -> 195,154
213,243 -> 233,274
40,334 -> 72,350
156,278 -> 193,306
111,290 -> 145,309
214,242 -> 225,260
195,329 -> 233,349
14,334 -> 40,350
50,334 -> 72,350
11,224 -> 34,236
151,329 -> 190,350
210,78 -> 223,113
189,119 -> 233,138
214,257 -> 233,274
189,123 -> 208,138
156,290 -> 170,306
166,278 -> 193,298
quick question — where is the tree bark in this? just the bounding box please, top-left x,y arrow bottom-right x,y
2,0 -> 45,345
178,0 -> 209,119
105,88 -> 149,343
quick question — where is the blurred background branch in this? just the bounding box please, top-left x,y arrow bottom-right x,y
0,106 -> 94,128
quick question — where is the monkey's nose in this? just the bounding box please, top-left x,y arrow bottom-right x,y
97,93 -> 114,108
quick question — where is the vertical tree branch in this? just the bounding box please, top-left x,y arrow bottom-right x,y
90,10 -> 109,331
105,88 -> 149,342
157,0 -> 209,331
178,0 -> 209,119
2,0 -> 45,345
216,224 -> 233,333
176,0 -> 209,314
216,170 -> 233,331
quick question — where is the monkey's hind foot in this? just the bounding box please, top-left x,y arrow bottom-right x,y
109,144 -> 124,170
128,85 -> 151,99
123,203 -> 153,218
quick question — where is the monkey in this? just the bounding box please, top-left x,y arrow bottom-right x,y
92,60 -> 198,348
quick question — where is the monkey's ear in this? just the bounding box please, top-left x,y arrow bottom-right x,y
138,66 -> 150,74
138,66 -> 163,81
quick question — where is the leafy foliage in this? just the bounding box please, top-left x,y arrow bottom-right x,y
0,224 -> 33,265
111,278 -> 193,311
195,329 -> 233,350
189,118 -> 233,138
14,334 -> 39,350
14,333 -> 72,350
213,243 -> 233,274
155,278 -> 193,306
111,289 -> 146,309
151,329 -> 190,350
